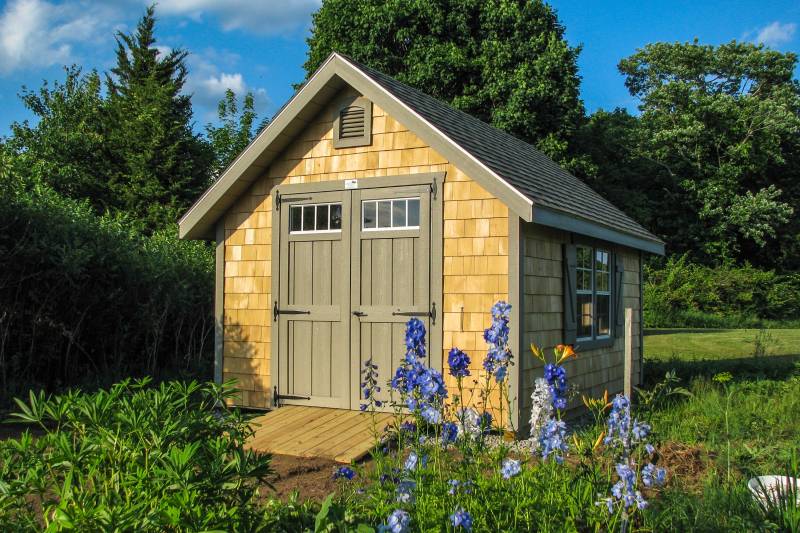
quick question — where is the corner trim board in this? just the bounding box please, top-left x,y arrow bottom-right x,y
214,221 -> 225,385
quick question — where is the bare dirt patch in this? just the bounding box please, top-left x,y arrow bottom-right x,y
262,454 -> 345,501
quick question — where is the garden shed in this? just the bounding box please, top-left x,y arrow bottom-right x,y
179,52 -> 664,434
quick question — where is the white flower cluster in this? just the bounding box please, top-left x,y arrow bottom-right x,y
529,378 -> 553,446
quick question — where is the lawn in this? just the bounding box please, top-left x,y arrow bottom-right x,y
644,328 -> 800,361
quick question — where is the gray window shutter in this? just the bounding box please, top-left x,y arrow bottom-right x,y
563,244 -> 577,344
614,254 -> 625,336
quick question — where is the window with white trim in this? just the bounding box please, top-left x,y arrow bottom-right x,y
576,245 -> 612,340
362,198 -> 420,231
289,203 -> 342,233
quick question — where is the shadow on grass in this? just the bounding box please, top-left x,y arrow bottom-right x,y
643,354 -> 800,386
644,328 -> 737,336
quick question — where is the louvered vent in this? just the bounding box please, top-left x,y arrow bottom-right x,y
338,106 -> 366,139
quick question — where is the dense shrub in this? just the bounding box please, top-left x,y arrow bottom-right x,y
0,170 -> 214,403
644,255 -> 800,328
0,380 -> 273,531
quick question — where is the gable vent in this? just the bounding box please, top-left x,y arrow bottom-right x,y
339,106 -> 366,139
333,97 -> 372,148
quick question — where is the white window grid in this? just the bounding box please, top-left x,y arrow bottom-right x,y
576,246 -> 612,341
289,202 -> 342,234
361,197 -> 420,232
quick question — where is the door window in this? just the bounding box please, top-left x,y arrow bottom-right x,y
289,203 -> 342,233
362,198 -> 420,230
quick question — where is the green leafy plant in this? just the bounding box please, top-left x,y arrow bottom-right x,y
0,379 -> 273,531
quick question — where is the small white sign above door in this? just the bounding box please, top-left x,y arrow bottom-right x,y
344,179 -> 359,190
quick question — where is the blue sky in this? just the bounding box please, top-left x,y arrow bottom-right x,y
0,0 -> 797,137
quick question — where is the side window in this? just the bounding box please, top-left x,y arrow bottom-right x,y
289,203 -> 342,233
572,244 -> 612,342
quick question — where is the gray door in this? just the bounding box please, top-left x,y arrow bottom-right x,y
350,185 -> 433,409
277,191 -> 351,408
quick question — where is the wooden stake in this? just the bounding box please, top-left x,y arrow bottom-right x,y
624,307 -> 633,399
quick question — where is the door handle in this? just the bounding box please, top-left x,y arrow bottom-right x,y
352,310 -> 367,317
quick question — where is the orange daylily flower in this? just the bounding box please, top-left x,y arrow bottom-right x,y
556,344 -> 577,364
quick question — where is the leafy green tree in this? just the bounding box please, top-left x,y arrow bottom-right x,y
304,0 -> 585,166
104,5 -> 212,232
8,67 -> 113,211
205,89 -> 266,180
618,40 -> 799,264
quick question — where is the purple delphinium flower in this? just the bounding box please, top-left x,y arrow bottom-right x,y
642,463 -> 667,487
482,301 -> 513,383
449,507 -> 473,531
390,319 -> 448,422
500,458 -> 521,479
382,509 -> 410,533
604,394 -> 632,447
421,404 -> 442,424
543,363 -> 568,410
448,347 -> 471,378
539,418 -> 568,464
360,358 -> 382,411
333,466 -> 356,480
441,421 -> 458,445
632,420 -> 651,442
611,463 -> 648,510
395,480 -> 416,504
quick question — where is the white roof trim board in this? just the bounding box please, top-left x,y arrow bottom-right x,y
179,53 -> 664,254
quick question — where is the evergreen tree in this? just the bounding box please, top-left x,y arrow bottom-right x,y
105,5 -> 212,232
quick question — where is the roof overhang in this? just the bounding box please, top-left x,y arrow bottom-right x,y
532,206 -> 665,255
179,53 -> 534,240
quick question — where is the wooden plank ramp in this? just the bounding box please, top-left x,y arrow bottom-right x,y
245,406 -> 395,463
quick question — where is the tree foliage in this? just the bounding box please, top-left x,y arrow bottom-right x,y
615,40 -> 800,265
104,5 -> 213,232
205,89 -> 266,180
7,6 -> 213,234
305,0 -> 585,166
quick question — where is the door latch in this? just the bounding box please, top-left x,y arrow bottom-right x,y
273,386 -> 310,406
352,310 -> 367,317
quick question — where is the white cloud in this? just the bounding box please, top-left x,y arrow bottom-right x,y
0,0 -> 120,74
201,72 -> 247,96
184,47 -> 269,122
154,0 -> 320,34
754,21 -> 797,47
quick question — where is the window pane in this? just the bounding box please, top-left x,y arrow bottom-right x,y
316,204 -> 329,231
596,270 -> 610,292
302,205 -> 315,231
392,199 -> 407,227
577,293 -> 593,339
407,198 -> 420,226
596,294 -> 611,336
577,246 -> 592,269
378,200 -> 391,228
577,270 -> 592,291
362,201 -> 376,229
595,249 -> 610,272
290,206 -> 302,232
330,203 -> 342,230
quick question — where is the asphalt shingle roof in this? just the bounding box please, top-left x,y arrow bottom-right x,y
345,56 -> 661,245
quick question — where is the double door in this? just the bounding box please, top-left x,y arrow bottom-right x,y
274,181 -> 437,409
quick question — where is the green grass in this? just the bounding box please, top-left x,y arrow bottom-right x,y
644,328 -> 800,361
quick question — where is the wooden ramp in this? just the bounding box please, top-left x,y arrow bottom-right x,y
245,406 -> 394,463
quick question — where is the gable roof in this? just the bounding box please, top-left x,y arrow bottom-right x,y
179,53 -> 664,254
